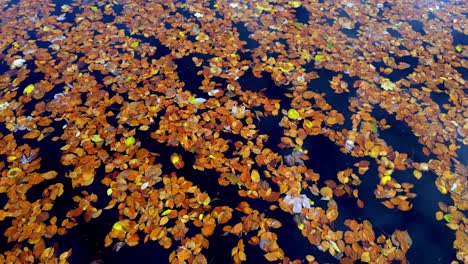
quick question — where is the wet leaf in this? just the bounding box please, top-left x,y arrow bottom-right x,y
24,84 -> 35,94
251,169 -> 260,182
124,136 -> 136,147
443,213 -> 453,223
287,109 -> 300,120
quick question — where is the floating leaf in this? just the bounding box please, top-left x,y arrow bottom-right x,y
11,58 -> 26,68
264,252 -> 279,261
161,209 -> 172,216
124,136 -> 135,147
23,129 -> 41,139
130,41 -> 139,48
289,1 -> 301,8
251,169 -> 260,182
279,62 -> 294,72
330,241 -> 341,252
113,222 -> 124,231
188,96 -> 207,104
413,170 -> 423,179
42,171 -> 58,180
7,168 -> 21,178
443,213 -> 453,223
320,186 -> 333,200
381,176 -> 392,185
361,252 -> 370,262
287,109 -> 300,120
91,134 -> 104,143
314,54 -> 324,62
170,153 -> 185,169
381,79 -> 397,91
24,84 -> 35,94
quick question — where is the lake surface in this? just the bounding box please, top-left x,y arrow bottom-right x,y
0,0 -> 466,263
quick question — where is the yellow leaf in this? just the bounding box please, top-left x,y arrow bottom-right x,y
113,222 -> 124,231
287,109 -> 300,120
203,196 -> 211,206
91,134 -> 104,143
171,153 -> 181,164
264,252 -> 278,261
330,241 -> 341,252
161,209 -> 172,216
413,170 -> 422,180
160,216 -> 169,225
381,176 -> 392,185
42,171 -> 58,180
251,169 -> 260,182
124,136 -> 135,147
24,84 -> 35,94
320,186 -> 333,200
238,251 -> 247,261
231,246 -> 238,257
370,147 -> 380,158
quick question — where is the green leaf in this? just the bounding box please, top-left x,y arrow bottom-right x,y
455,45 -> 462,53
381,80 -> 397,91
23,84 -> 35,94
124,136 -> 136,147
91,134 -> 104,143
326,43 -> 333,49
443,213 -> 453,223
161,209 -> 172,216
90,6 -> 98,11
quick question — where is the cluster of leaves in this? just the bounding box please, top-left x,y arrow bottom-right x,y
0,0 -> 466,263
